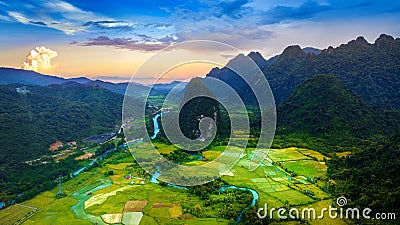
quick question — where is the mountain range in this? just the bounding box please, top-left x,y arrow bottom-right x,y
1,34 -> 399,212
0,67 -> 185,97
207,34 -> 400,109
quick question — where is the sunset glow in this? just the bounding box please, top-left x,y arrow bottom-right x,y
0,0 -> 399,83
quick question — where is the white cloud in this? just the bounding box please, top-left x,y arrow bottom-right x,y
22,46 -> 58,72
0,14 -> 11,21
5,1 -> 110,34
0,1 -> 9,7
43,1 -> 109,22
8,11 -> 29,24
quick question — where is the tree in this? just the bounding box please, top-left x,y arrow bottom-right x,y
194,204 -> 202,215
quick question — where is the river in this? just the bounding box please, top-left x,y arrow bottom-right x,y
150,113 -> 162,139
70,179 -> 112,225
219,186 -> 259,224
70,111 -> 258,224
149,113 -> 259,224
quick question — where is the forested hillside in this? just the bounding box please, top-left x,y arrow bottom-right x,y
265,34 -> 400,108
0,83 -> 127,202
0,83 -> 123,164
207,34 -> 400,109
274,75 -> 400,152
327,132 -> 400,217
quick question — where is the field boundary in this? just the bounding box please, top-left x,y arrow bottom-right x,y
13,204 -> 39,225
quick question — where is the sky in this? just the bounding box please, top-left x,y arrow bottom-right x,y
0,0 -> 399,83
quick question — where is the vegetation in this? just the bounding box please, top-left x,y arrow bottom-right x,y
275,75 -> 400,154
327,132 -> 400,218
0,83 -> 138,203
1,34 -> 399,225
264,34 -> 400,108
179,78 -> 230,140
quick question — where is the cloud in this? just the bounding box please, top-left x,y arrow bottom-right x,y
0,14 -> 11,21
220,54 -> 236,59
29,21 -> 47,26
83,20 -> 137,31
260,1 -> 332,24
42,1 -> 107,22
172,0 -> 253,21
3,1 -> 175,37
76,35 -> 177,52
0,1 -> 9,7
5,1 -> 110,34
8,11 -> 29,24
212,0 -> 254,19
22,46 -> 58,72
144,23 -> 172,28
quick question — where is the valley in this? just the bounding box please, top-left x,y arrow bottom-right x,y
0,34 -> 399,225
0,140 -> 339,225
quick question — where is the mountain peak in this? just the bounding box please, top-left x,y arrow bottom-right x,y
302,47 -> 321,55
226,53 -> 247,68
278,45 -> 304,61
278,75 -> 372,137
247,51 -> 268,68
356,36 -> 368,43
247,51 -> 264,60
183,77 -> 215,100
374,34 -> 395,49
346,36 -> 369,47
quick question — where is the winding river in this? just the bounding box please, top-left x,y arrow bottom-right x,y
149,112 -> 258,224
219,186 -> 259,224
70,179 -> 112,225
69,111 -> 258,224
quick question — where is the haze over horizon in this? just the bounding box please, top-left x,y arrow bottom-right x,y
0,0 -> 399,83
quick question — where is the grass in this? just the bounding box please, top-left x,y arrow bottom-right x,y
107,162 -> 133,171
292,184 -> 330,200
124,200 -> 148,212
268,189 -> 314,206
168,205 -> 182,218
297,148 -> 330,161
0,204 -> 36,225
183,161 -> 207,166
100,213 -> 122,224
149,208 -> 170,218
139,215 -> 158,225
23,197 -> 92,225
251,177 -> 290,193
281,160 -> 327,178
209,146 -> 228,152
2,145 -> 337,224
85,185 -> 136,209
202,150 -> 222,160
21,191 -> 55,209
168,218 -> 230,225
86,182 -> 207,219
268,148 -> 311,162
154,143 -> 178,154
221,146 -> 333,212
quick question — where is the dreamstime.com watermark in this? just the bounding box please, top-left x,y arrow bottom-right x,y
257,196 -> 396,220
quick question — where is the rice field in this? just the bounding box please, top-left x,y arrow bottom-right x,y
0,204 -> 37,225
154,143 -> 178,154
296,148 -> 330,161
281,160 -> 327,178
0,145 -> 336,225
268,189 -> 314,205
268,148 -> 311,162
